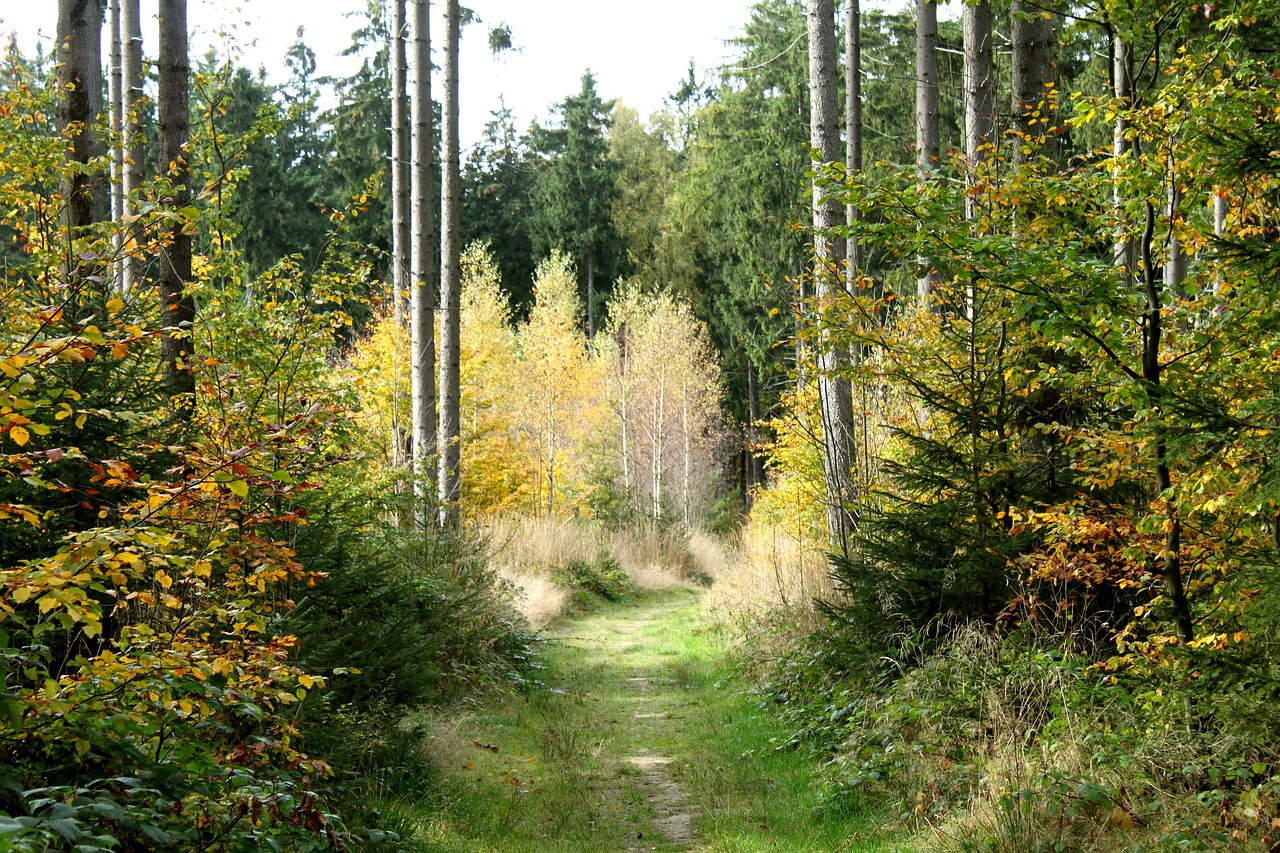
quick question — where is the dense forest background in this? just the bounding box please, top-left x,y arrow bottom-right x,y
3,0 -> 1280,849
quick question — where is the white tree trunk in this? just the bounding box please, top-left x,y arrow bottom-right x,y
808,0 -> 858,555
438,0 -> 462,526
121,0 -> 143,291
410,0 -> 436,520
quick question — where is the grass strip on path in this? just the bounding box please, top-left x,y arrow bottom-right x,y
406,587 -> 901,852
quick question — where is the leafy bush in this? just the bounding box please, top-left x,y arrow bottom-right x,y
554,552 -> 636,605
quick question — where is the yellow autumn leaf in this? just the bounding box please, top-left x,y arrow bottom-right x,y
112,342 -> 129,359
106,297 -> 124,314
9,425 -> 29,446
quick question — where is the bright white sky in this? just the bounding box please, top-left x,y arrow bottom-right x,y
1,0 -> 765,150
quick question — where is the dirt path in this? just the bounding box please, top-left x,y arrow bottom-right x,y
551,597 -> 704,851
419,588 -> 893,852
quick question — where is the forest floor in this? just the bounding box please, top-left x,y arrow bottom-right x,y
407,587 -> 903,852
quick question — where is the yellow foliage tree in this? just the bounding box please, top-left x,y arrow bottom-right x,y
513,251 -> 603,517
459,244 -> 537,517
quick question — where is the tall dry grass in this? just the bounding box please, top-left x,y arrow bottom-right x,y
701,520 -> 831,628
484,516 -> 701,628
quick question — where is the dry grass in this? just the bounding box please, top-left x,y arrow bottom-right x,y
702,520 -> 831,625
484,516 -> 698,628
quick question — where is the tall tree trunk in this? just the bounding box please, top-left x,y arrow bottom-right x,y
747,361 -> 764,491
1213,190 -> 1227,297
438,0 -> 462,527
681,393 -> 691,529
1113,34 -> 1134,276
1011,0 -> 1057,161
390,0 -> 410,328
808,0 -> 858,556
57,0 -> 106,253
1165,177 -> 1186,298
586,249 -> 596,340
963,0 -> 994,176
845,0 -> 861,281
1139,204 -> 1194,643
121,0 -> 143,291
108,0 -> 124,290
915,0 -> 942,301
158,0 -> 196,399
410,0 -> 436,520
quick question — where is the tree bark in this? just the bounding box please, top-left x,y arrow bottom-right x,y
586,249 -> 596,340
963,0 -> 994,172
438,0 -> 462,527
390,0 -> 410,328
410,0 -> 436,520
747,361 -> 764,491
1113,34 -> 1134,276
1011,0 -> 1057,161
121,0 -> 143,291
845,0 -> 862,281
808,0 -> 858,556
57,0 -> 106,248
915,0 -> 942,301
108,0 -> 123,290
1140,203 -> 1194,643
158,0 -> 196,399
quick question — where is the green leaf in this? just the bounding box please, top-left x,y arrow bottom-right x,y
226,480 -> 250,498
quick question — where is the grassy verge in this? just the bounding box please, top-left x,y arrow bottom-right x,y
387,588 -> 901,852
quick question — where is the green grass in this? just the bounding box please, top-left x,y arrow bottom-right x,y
390,588 -> 903,852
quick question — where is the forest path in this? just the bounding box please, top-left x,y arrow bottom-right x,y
415,587 -> 893,852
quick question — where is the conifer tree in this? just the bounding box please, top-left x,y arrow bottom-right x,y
439,0 -> 462,525
807,0 -> 857,554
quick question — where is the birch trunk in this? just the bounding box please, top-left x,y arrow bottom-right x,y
808,0 -> 858,555
438,0 -> 462,527
158,0 -> 196,399
410,0 -> 436,519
